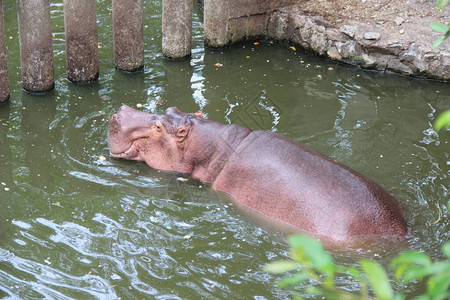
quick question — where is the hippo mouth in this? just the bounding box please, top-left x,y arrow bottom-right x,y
109,139 -> 141,160
108,112 -> 141,159
109,144 -> 134,158
108,105 -> 159,161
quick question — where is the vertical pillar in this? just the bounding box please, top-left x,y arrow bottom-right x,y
204,0 -> 229,47
162,0 -> 192,58
17,0 -> 54,93
63,0 -> 99,83
113,0 -> 144,72
0,0 -> 9,102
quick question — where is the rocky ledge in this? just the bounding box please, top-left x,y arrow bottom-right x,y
203,0 -> 450,80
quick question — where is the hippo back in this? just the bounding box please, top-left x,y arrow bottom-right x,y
212,130 -> 407,242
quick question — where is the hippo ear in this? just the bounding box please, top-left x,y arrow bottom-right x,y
165,107 -> 183,116
175,125 -> 189,142
194,111 -> 203,118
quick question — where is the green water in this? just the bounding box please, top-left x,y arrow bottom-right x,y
0,0 -> 449,298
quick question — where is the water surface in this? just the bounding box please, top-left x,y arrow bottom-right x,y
0,0 -> 449,299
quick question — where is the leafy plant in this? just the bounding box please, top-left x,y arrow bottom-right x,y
430,22 -> 450,48
265,235 -> 450,300
391,245 -> 450,300
436,0 -> 449,10
431,0 -> 450,48
434,110 -> 450,132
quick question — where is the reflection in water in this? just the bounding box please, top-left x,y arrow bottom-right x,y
328,79 -> 365,160
0,0 -> 449,299
191,49 -> 208,111
0,102 -> 12,246
224,90 -> 282,131
161,59 -> 197,112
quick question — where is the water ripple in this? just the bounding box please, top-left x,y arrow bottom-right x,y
0,248 -> 118,299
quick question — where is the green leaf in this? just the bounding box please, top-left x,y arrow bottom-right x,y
430,22 -> 449,33
443,242 -> 450,259
361,260 -> 394,300
434,110 -> 450,132
264,261 -> 299,274
436,0 -> 449,10
305,286 -> 321,296
426,262 -> 450,276
288,235 -> 335,277
427,272 -> 450,300
277,273 -> 310,288
346,266 -> 363,281
432,37 -> 445,49
401,265 -> 430,282
292,294 -> 304,300
394,264 -> 408,281
391,252 -> 432,282
392,252 -> 431,267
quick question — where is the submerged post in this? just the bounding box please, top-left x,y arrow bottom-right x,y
0,0 -> 9,102
17,0 -> 54,93
203,0 -> 229,47
63,0 -> 99,83
113,0 -> 144,72
162,0 -> 192,58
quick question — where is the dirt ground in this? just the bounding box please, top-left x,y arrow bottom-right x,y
301,0 -> 448,28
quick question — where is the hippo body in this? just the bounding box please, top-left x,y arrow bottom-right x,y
109,105 -> 408,243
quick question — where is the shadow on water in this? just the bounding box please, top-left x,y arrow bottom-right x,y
0,0 -> 449,299
0,101 -> 12,246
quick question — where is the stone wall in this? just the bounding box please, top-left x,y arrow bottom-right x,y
204,0 -> 298,47
203,0 -> 450,81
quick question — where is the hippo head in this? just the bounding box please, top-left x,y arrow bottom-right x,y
108,105 -> 203,172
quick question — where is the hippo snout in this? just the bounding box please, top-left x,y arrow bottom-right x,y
108,106 -> 140,135
117,105 -> 135,114
108,105 -> 159,159
109,114 -> 119,128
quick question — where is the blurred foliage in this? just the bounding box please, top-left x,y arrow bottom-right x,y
431,0 -> 449,48
265,235 -> 450,300
434,110 -> 450,132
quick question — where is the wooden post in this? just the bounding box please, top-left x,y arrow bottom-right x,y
63,0 -> 99,83
204,0 -> 229,47
113,0 -> 144,72
162,0 -> 192,58
17,0 -> 54,93
0,0 -> 9,102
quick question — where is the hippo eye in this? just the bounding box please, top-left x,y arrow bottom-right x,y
154,121 -> 164,132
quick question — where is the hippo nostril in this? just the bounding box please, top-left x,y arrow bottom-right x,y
109,114 -> 121,133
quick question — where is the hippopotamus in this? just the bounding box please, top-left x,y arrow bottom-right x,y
108,105 -> 408,243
